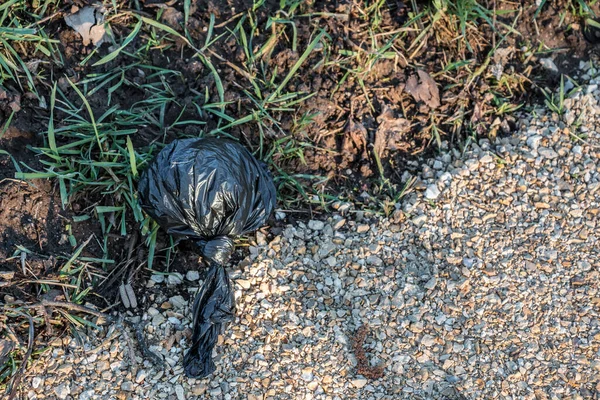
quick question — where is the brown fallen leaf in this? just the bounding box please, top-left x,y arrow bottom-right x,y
374,106 -> 409,159
344,119 -> 368,160
405,70 -> 440,109
161,7 -> 184,30
471,102 -> 482,124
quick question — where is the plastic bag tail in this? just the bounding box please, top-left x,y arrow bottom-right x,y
183,261 -> 236,378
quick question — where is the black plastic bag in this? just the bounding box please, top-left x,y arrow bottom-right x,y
137,138 -> 276,378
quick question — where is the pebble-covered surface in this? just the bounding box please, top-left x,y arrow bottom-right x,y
24,64 -> 600,400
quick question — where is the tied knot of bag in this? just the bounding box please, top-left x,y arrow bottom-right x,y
195,236 -> 234,265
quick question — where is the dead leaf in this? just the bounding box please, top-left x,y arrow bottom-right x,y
344,119 -> 368,160
471,103 -> 482,124
491,47 -> 515,80
374,106 -> 409,159
9,94 -> 21,112
405,70 -> 440,109
161,7 -> 184,30
119,283 -> 138,309
64,6 -> 108,47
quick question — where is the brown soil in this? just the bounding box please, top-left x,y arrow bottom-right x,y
1,0 -> 599,303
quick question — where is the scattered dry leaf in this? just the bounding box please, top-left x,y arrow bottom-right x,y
161,7 -> 184,30
344,119 -> 368,160
471,103 -> 482,124
405,70 -> 440,109
64,6 -> 108,47
374,106 -> 409,159
491,47 -> 515,80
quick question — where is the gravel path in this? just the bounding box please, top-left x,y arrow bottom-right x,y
25,66 -> 600,400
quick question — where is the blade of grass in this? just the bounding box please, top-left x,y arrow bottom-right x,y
61,236 -> 93,273
126,136 -> 138,177
93,19 -> 142,66
268,29 -> 326,102
48,82 -> 57,153
0,109 -> 15,139
66,78 -> 103,152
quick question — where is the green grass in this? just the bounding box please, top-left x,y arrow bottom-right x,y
0,0 -> 61,98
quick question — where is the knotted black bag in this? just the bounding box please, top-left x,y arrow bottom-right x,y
138,138 -> 276,378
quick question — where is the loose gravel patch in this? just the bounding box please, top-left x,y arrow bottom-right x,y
24,67 -> 600,400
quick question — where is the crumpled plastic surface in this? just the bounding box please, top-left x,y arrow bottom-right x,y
138,138 -> 276,378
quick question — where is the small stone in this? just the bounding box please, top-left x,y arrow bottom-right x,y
356,224 -> 370,233
462,258 -> 476,268
412,215 -> 427,227
150,274 -> 164,283
79,390 -> 95,400
167,273 -> 184,285
236,279 -> 251,289
424,277 -> 437,290
539,58 -> 559,73
479,154 -> 494,163
256,231 -> 267,246
351,378 -> 368,388
301,367 -> 314,381
333,219 -> 346,230
169,295 -> 186,309
464,159 -> 479,171
32,377 -> 43,389
425,184 -> 441,200
422,166 -> 434,179
526,135 -> 542,150
54,384 -> 70,399
135,369 -> 147,384
186,270 -> 200,281
121,381 -> 134,392
325,256 -> 337,267
538,147 -> 558,159
366,255 -> 383,267
152,313 -> 166,326
392,290 -> 404,308
57,363 -> 73,374
191,384 -> 208,396
175,385 -> 185,400
308,220 -> 325,230
421,334 -> 436,347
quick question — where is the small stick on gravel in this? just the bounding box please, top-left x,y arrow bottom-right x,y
351,324 -> 384,379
